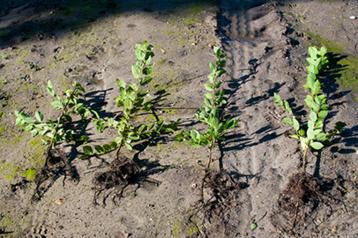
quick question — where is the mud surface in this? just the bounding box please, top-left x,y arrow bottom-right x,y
0,0 -> 357,237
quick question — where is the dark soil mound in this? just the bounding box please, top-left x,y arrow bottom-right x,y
271,172 -> 344,236
92,156 -> 161,206
188,170 -> 249,237
32,149 -> 79,201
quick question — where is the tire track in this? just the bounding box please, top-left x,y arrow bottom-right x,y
217,1 -> 299,236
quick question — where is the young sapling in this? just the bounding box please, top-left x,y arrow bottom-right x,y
83,41 -> 178,159
178,47 -> 238,169
274,46 -> 345,170
15,81 -> 98,178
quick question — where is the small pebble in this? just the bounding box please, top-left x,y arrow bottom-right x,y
349,16 -> 357,20
54,198 -> 64,205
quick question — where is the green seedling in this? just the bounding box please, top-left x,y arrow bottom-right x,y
250,222 -> 257,231
83,42 -> 177,158
274,46 -> 345,169
178,47 -> 238,168
16,81 -> 98,146
15,81 -> 98,162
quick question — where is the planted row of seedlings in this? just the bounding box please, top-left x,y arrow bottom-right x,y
14,42 -> 345,235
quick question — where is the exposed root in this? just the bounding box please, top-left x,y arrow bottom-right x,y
271,173 -> 342,236
189,170 -> 248,237
92,156 -> 161,206
32,149 -> 79,202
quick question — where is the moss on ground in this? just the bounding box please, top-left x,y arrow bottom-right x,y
171,222 -> 181,236
0,162 -> 21,182
0,134 -> 46,183
308,32 -> 358,101
27,137 -> 47,169
0,215 -> 15,230
14,47 -> 31,66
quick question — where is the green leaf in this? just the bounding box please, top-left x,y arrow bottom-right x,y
35,111 -> 44,122
283,101 -> 292,114
73,82 -> 85,93
289,134 -> 300,140
24,124 -> 34,132
51,99 -> 64,109
225,118 -> 238,130
304,72 -> 316,90
307,125 -> 315,140
292,118 -> 300,131
273,93 -> 284,107
94,145 -> 104,154
311,81 -> 321,95
47,81 -> 56,97
209,62 -> 216,72
140,76 -> 152,85
103,143 -> 114,152
316,132 -> 328,142
83,146 -> 93,155
309,111 -> 317,123
282,117 -> 293,126
308,46 -> 318,58
318,110 -> 328,119
204,83 -> 214,91
131,64 -> 142,79
125,142 -> 133,151
250,223 -> 257,231
116,79 -> 126,89
310,141 -> 324,150
305,95 -> 319,112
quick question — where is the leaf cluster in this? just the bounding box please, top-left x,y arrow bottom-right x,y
15,81 -> 98,146
178,47 -> 238,147
84,42 -> 177,157
274,46 -> 344,153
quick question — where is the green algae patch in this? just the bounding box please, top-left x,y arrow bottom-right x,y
337,56 -> 358,101
0,125 -> 5,135
308,33 -> 358,101
0,215 -> 15,230
307,32 -> 345,53
185,1 -> 214,15
187,225 -> 200,236
171,222 -> 181,237
21,167 -> 37,181
0,162 -> 21,182
0,136 -> 46,183
27,137 -> 47,169
14,47 -> 31,66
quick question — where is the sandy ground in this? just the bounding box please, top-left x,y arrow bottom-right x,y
0,0 -> 357,237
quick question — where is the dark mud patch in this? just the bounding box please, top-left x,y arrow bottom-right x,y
188,170 -> 248,237
92,156 -> 165,206
271,172 -> 345,236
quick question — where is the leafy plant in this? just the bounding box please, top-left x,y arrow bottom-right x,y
83,41 -> 178,158
15,80 -> 98,152
274,46 -> 345,168
178,47 -> 238,167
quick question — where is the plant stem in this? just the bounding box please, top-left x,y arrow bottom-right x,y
116,144 -> 123,160
302,148 -> 308,172
206,142 -> 214,170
